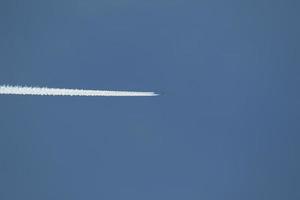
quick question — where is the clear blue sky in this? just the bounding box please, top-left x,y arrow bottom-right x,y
0,0 -> 299,199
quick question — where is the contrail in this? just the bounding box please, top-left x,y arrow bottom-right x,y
0,85 -> 158,97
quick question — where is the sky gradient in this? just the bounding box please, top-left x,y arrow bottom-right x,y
0,0 -> 299,199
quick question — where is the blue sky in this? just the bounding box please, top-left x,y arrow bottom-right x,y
0,0 -> 299,199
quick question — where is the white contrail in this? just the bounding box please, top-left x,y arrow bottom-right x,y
0,85 -> 158,97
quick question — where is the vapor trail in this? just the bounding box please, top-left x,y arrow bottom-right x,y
0,85 -> 158,97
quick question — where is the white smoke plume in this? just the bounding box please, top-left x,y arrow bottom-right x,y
0,85 -> 158,97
